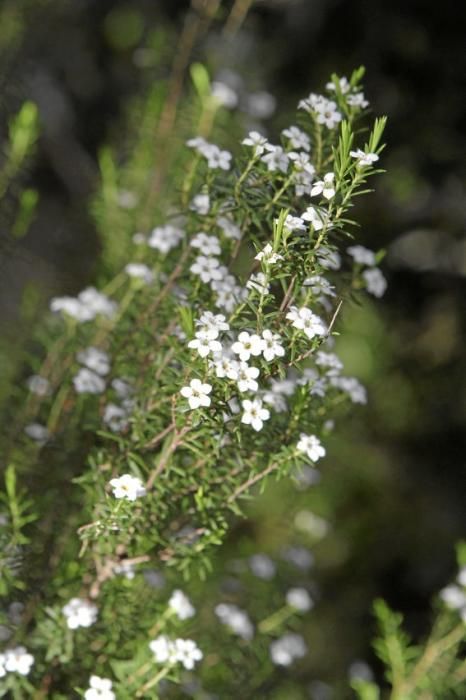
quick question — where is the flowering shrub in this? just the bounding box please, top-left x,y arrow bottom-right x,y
0,64 -> 465,699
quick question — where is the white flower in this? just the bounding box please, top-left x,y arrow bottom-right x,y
241,399 -> 270,431
286,306 -> 327,339
190,255 -> 223,284
77,347 -> 110,376
347,245 -> 377,266
124,263 -> 154,284
249,553 -> 276,579
282,125 -> 311,151
286,587 -> 314,612
190,193 -> 210,215
255,243 -> 283,265
3,647 -> 34,676
0,654 -> 5,678
24,422 -> 50,444
207,146 -> 232,171
109,474 -> 146,501
304,275 -> 336,298
314,98 -> 342,129
301,206 -> 327,231
172,638 -> 203,670
283,214 -> 306,232
149,635 -> 172,663
234,362 -> 260,393
331,376 -> 367,404
111,378 -> 133,398
242,130 -> 268,156
347,92 -> 369,108
363,268 -> 387,297
232,332 -> 265,362
84,676 -> 116,700
188,335 -> 222,358
215,604 -> 254,640
195,311 -> 229,339
26,375 -> 50,396
217,215 -> 241,240
261,144 -> 289,173
73,368 -> 106,394
440,585 -> 466,610
169,590 -> 196,620
62,598 -> 98,630
297,434 -> 326,462
261,330 -> 285,362
50,287 -> 117,322
246,272 -> 269,295
288,151 -> 315,176
190,232 -> 221,256
311,172 -> 336,200
326,76 -> 350,93
270,633 -> 307,666
350,148 -> 379,167
315,351 -> 343,376
148,225 -> 184,253
180,378 -> 212,409
246,90 -> 276,119
103,403 -> 130,432
317,246 -> 341,270
211,81 -> 238,109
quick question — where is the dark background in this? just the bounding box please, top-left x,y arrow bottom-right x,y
0,0 -> 465,688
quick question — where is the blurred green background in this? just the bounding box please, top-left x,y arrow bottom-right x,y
0,0 -> 464,694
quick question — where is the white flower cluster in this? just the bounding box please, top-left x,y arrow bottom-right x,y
148,224 -> 184,254
0,646 -> 34,677
73,346 -> 110,395
439,567 -> 466,622
215,603 -> 254,640
109,473 -> 146,501
103,378 -> 134,432
298,93 -> 342,129
50,287 -> 117,323
84,676 -> 116,700
62,597 -> 98,630
187,137 -> 232,171
168,589 -> 196,620
347,245 -> 387,297
269,632 -> 307,666
149,635 -> 203,670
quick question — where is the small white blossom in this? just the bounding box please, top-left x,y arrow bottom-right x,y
286,587 -> 314,612
62,598 -> 98,630
363,267 -> 387,297
190,255 -> 223,284
242,130 -> 268,155
241,399 -> 270,431
249,553 -> 276,580
109,474 -> 146,501
3,647 -> 34,676
318,246 -> 341,270
84,676 -> 116,700
148,225 -> 184,254
282,125 -> 311,151
188,335 -> 222,358
301,206 -> 327,231
50,287 -> 117,322
190,192 -> 210,215
73,368 -> 106,394
347,92 -> 369,108
26,375 -> 50,396
246,91 -> 276,119
103,404 -> 130,432
283,214 -> 306,232
195,311 -> 229,339
440,585 -> 466,610
232,332 -> 265,362
311,172 -> 336,200
124,263 -> 154,284
297,434 -> 326,462
347,245 -> 377,266
180,379 -> 212,410
190,232 -> 221,256
24,422 -> 50,444
261,330 -> 285,362
270,633 -> 307,666
255,243 -> 283,265
211,81 -> 238,109
169,590 -> 196,620
246,272 -> 270,295
217,215 -> 241,240
331,376 -> 367,404
326,76 -> 350,94
315,351 -> 343,376
234,362 -> 260,393
215,603 -> 254,640
172,638 -> 203,670
314,97 -> 342,129
76,347 -> 110,376
350,148 -> 379,167
261,144 -> 289,173
286,306 -> 327,339
288,151 -> 315,176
